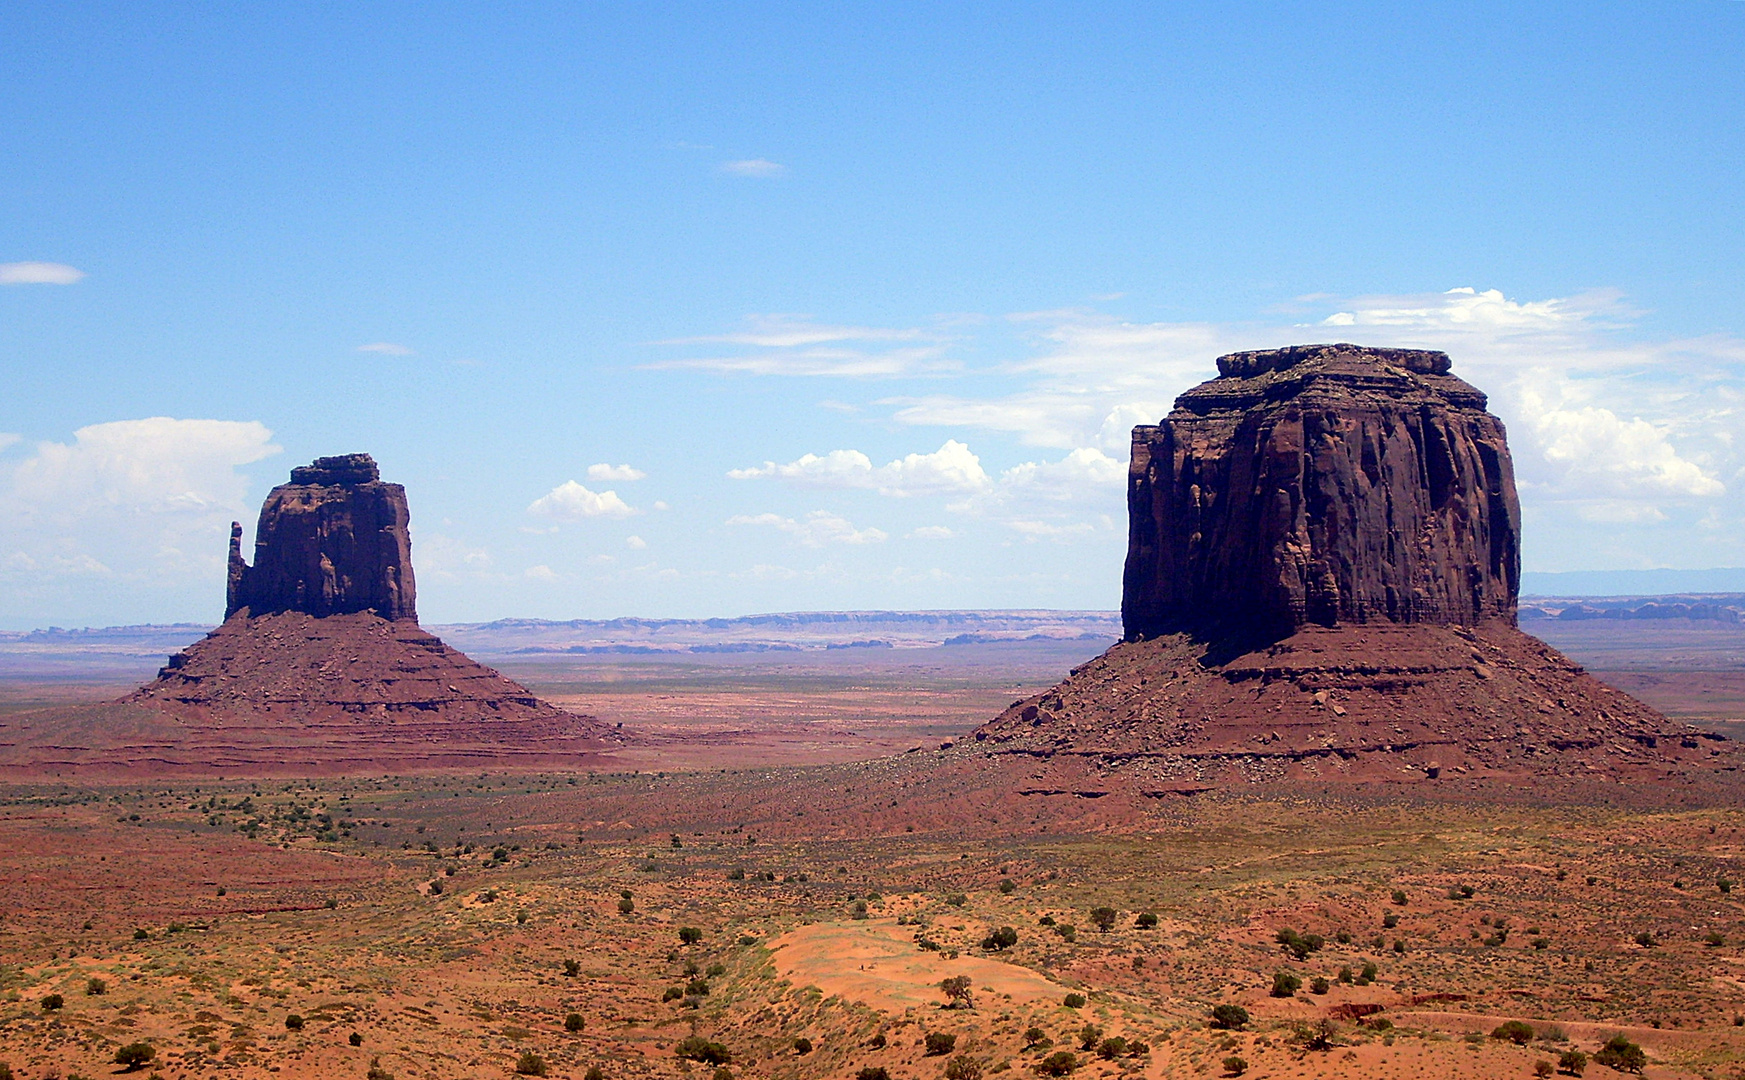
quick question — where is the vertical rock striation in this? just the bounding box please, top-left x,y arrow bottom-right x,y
227,453 -> 417,622
1123,344 -> 1520,644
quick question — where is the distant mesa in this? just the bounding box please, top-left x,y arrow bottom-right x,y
8,453 -> 620,777
977,344 -> 1731,789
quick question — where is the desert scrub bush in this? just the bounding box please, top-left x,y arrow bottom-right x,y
563,959 -> 580,977
676,1036 -> 730,1065
1491,1020 -> 1534,1044
867,1033 -> 887,1049
678,926 -> 703,945
1209,1003 -> 1249,1030
925,1032 -> 958,1056
1356,961 -> 1378,984
661,987 -> 683,1002
1075,1024 -> 1101,1051
585,1068 -> 604,1080
1275,928 -> 1324,960
1557,1049 -> 1587,1075
515,1051 -> 548,1076
565,1013 -> 585,1033
1391,889 -> 1408,905
1309,976 -> 1330,995
40,993 -> 63,1011
1633,931 -> 1656,948
85,977 -> 106,995
616,896 -> 633,915
113,1042 -> 155,1070
946,892 -> 967,907
349,1032 -> 364,1046
856,1069 -> 890,1080
999,878 -> 1016,894
1024,1027 -> 1050,1048
1222,1056 -> 1247,1076
851,900 -> 869,920
1095,1037 -> 1127,1059
1062,992 -> 1086,1008
1289,1019 -> 1337,1052
1535,1061 -> 1554,1079
1382,912 -> 1399,929
982,926 -> 1018,951
944,1055 -> 982,1080
285,1014 -> 305,1030
792,1037 -> 812,1054
1135,912 -> 1158,929
1089,907 -> 1117,932
0,1062 -> 10,1080
941,975 -> 974,1009
1053,923 -> 1077,942
1037,1050 -> 1078,1076
1592,1034 -> 1645,1074
1270,972 -> 1301,998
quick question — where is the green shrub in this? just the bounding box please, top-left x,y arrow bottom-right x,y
563,959 -> 580,977
565,1013 -> 585,1033
1222,1056 -> 1247,1077
367,1056 -> 394,1080
1089,907 -> 1117,932
1270,972 -> 1301,998
941,975 -> 974,1008
1037,1050 -> 1078,1076
999,879 -> 1016,894
856,1069 -> 890,1080
1557,1049 -> 1587,1075
133,928 -> 149,940
793,1037 -> 812,1054
1593,1035 -> 1645,1074
616,897 -> 633,914
515,1051 -> 548,1076
678,926 -> 703,945
982,926 -> 1018,950
1095,1037 -> 1127,1059
113,1042 -> 156,1070
676,1036 -> 730,1065
944,1055 -> 982,1080
1491,1020 -> 1534,1045
285,1014 -> 305,1030
1024,1026 -> 1049,1047
85,977 -> 106,995
585,1068 -> 605,1080
350,1032 -> 364,1046
1275,928 -> 1325,960
1062,993 -> 1085,1008
946,893 -> 967,907
1135,912 -> 1158,929
1535,1061 -> 1554,1079
1309,976 -> 1330,995
1391,889 -> 1408,905
1209,1003 -> 1249,1030
925,1032 -> 957,1056
41,993 -> 63,1011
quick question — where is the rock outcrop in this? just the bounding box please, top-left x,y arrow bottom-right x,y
1123,344 -> 1520,644
96,454 -> 620,773
227,453 -> 417,622
974,345 -> 1731,790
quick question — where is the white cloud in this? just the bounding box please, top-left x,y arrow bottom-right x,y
1528,399 -> 1723,498
586,463 -> 646,482
726,510 -> 888,547
907,525 -> 955,540
729,440 -> 991,496
358,342 -> 415,356
0,418 -> 281,591
625,535 -> 647,549
524,564 -> 560,581
720,158 -> 786,177
0,434 -> 19,453
417,534 -> 494,574
650,315 -> 954,377
0,262 -> 84,285
527,481 -> 637,520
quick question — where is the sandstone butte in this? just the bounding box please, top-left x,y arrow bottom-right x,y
2,454 -> 617,776
972,344 -> 1736,793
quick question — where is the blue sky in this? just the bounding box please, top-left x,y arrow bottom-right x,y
3,2 -> 1743,628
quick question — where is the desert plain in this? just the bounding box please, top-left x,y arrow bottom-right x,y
1,612 -> 1743,1080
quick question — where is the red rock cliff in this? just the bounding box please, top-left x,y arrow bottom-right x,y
1122,344 -> 1520,643
227,453 -> 417,621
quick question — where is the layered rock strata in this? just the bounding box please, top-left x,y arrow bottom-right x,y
227,453 -> 416,622
976,345 -> 1730,789
1123,344 -> 1520,644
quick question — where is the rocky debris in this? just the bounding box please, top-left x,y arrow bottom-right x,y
228,453 -> 417,621
1123,344 -> 1520,644
978,344 -> 1735,790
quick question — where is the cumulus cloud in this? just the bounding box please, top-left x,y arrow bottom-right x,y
720,158 -> 786,177
527,481 -> 637,520
1528,400 -> 1724,498
358,342 -> 415,356
586,463 -> 646,482
0,418 -> 282,600
625,535 -> 647,549
729,440 -> 990,496
726,510 -> 887,546
0,262 -> 84,285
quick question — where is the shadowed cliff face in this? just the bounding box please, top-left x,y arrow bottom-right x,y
1122,344 -> 1520,644
227,453 -> 418,622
